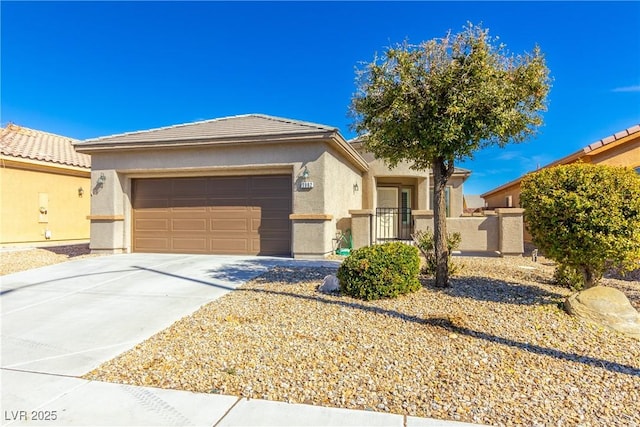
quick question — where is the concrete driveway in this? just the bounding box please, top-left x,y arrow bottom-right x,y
1,253 -> 310,377
1,253 -> 477,427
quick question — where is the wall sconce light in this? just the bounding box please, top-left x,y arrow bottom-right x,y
299,166 -> 314,189
353,183 -> 359,192
78,187 -> 84,197
93,172 -> 107,195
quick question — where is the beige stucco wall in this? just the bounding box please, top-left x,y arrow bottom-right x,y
484,133 -> 640,243
1,163 -> 90,245
447,214 -> 500,252
587,137 -> 640,168
356,148 -> 431,210
407,209 -> 521,255
484,182 -> 521,209
86,138 -> 365,257
445,176 -> 466,217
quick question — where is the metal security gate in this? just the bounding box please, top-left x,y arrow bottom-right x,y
375,207 -> 413,241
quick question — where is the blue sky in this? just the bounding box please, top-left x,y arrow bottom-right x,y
2,1 -> 639,194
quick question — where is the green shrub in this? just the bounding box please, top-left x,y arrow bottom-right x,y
553,264 -> 586,291
337,242 -> 421,300
521,163 -> 640,288
413,229 -> 461,277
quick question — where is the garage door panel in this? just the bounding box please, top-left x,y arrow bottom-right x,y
207,198 -> 254,207
135,238 -> 170,251
172,219 -> 207,231
252,175 -> 290,189
172,238 -> 207,251
135,219 -> 169,231
210,218 -> 250,231
134,198 -> 170,209
208,207 -> 254,216
173,179 -> 208,195
207,178 -> 249,196
133,175 -> 291,255
134,180 -> 171,197
209,238 -> 249,253
172,198 -> 208,208
259,217 -> 290,231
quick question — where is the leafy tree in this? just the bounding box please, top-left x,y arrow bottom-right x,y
520,163 -> 640,289
350,23 -> 550,287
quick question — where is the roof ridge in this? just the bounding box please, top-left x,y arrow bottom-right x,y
249,114 -> 337,131
80,114 -> 337,144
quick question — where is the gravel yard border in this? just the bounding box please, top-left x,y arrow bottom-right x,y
82,255 -> 639,427
0,244 -> 100,276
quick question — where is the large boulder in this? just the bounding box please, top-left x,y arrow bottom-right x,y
564,286 -> 640,340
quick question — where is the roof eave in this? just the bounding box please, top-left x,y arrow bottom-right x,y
74,131 -> 338,153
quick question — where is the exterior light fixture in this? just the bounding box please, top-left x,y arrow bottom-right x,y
93,172 -> 107,195
353,183 -> 359,192
78,187 -> 84,197
299,166 -> 314,189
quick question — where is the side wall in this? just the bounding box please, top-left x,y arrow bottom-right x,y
0,165 -> 91,244
588,137 -> 640,168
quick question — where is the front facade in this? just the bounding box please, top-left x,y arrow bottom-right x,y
0,124 -> 91,245
482,124 -> 640,241
77,114 -> 521,258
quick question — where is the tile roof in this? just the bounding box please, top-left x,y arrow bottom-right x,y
481,123 -> 640,197
78,114 -> 338,146
583,124 -> 640,154
0,124 -> 91,169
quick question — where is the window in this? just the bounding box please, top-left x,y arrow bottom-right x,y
505,195 -> 513,208
635,166 -> 640,175
401,188 -> 411,224
429,187 -> 451,217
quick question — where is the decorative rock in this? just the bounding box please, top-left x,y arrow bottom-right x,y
318,275 -> 340,293
564,286 -> 640,340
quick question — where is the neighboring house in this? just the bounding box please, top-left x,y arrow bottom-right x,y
462,194 -> 484,214
0,124 -> 91,245
75,114 -> 523,258
482,123 -> 640,241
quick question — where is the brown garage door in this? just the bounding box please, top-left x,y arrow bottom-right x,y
132,175 -> 291,255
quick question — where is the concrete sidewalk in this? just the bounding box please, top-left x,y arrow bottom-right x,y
1,254 -> 480,426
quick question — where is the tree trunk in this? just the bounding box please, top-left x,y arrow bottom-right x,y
580,265 -> 598,289
433,157 -> 455,288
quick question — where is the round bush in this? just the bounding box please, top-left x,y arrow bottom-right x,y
337,242 -> 421,300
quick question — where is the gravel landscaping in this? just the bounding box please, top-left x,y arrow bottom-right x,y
82,255 -> 640,426
0,244 -> 99,276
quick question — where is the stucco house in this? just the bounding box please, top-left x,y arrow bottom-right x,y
482,123 -> 640,242
75,114 -> 523,258
0,124 -> 91,245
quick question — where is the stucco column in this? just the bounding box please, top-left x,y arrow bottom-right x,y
417,177 -> 429,210
349,209 -> 373,249
87,170 -> 126,254
496,208 -> 525,256
289,214 -> 334,259
412,210 -> 434,234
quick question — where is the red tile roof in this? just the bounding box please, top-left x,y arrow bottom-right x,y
0,124 -> 91,169
481,123 -> 640,198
